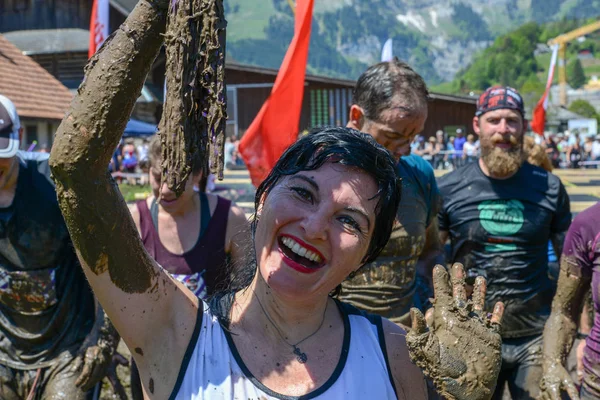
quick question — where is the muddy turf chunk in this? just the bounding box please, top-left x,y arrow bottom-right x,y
159,0 -> 227,196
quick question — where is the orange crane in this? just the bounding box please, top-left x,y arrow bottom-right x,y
548,19 -> 600,106
286,0 -> 296,14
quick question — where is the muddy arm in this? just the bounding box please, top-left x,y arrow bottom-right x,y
49,1 -> 198,397
543,258 -> 589,365
541,256 -> 590,399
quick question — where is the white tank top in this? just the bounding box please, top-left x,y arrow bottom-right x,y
169,300 -> 398,399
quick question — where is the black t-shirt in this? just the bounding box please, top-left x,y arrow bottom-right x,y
0,152 -> 95,368
438,162 -> 571,338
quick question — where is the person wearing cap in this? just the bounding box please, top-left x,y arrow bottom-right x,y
0,95 -> 121,399
437,86 -> 572,399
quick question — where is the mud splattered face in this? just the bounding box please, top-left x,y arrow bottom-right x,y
149,167 -> 200,211
253,162 -> 377,300
361,101 -> 427,162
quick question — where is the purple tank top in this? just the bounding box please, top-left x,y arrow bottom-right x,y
136,195 -> 231,299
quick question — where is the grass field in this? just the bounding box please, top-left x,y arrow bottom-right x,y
225,0 -> 277,41
118,184 -> 151,203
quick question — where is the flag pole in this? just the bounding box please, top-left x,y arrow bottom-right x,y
286,0 -> 296,14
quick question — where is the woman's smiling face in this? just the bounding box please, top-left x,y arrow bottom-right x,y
253,162 -> 378,300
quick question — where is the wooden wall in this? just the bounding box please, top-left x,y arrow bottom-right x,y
32,52 -> 87,85
424,98 -> 477,137
0,0 -> 90,31
0,0 -> 125,32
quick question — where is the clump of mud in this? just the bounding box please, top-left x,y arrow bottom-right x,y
159,0 -> 228,196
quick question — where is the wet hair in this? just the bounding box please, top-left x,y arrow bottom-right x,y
255,127 -> 401,263
209,127 -> 402,321
147,134 -> 208,190
352,57 -> 429,122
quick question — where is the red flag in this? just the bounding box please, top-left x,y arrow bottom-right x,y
531,45 -> 559,135
89,0 -> 110,58
239,0 -> 314,187
530,95 -> 548,136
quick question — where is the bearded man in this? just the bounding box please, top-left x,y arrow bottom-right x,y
437,86 -> 571,400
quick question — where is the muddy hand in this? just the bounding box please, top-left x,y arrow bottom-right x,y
406,263 -> 504,400
72,344 -> 113,391
539,363 -> 580,400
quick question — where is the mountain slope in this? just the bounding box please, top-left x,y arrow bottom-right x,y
224,0 -> 600,84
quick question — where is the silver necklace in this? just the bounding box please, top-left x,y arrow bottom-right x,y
253,292 -> 328,364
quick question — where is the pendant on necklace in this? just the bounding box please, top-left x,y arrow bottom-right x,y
293,346 -> 308,364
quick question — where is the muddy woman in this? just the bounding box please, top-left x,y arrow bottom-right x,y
49,0 -> 504,398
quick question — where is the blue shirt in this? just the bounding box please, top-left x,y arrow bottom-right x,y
454,136 -> 467,152
340,155 -> 441,322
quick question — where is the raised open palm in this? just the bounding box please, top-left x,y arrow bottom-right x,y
407,263 -> 505,400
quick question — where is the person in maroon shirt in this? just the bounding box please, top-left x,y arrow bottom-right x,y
127,134 -> 249,399
541,202 -> 600,400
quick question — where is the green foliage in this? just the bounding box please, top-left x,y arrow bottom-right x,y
223,0 -> 446,83
444,17 -> 600,98
456,22 -> 541,91
569,99 -> 598,118
521,74 -> 545,96
568,58 -> 587,88
223,0 -> 600,85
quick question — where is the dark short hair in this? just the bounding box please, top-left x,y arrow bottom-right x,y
352,58 -> 429,122
254,127 -> 401,265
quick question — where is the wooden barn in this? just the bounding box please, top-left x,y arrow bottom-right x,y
224,63 -> 477,139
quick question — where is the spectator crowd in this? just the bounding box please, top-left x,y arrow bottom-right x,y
412,128 -> 600,170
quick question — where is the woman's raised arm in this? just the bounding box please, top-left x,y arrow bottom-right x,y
49,1 -> 199,397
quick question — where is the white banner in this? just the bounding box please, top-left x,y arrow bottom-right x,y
381,38 -> 393,62
543,45 -> 559,109
89,0 -> 110,57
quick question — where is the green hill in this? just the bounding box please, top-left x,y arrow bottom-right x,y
224,0 -> 600,85
431,17 -> 600,109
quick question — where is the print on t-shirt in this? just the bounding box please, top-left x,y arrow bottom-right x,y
0,268 -> 57,313
172,271 -> 208,299
478,199 -> 525,252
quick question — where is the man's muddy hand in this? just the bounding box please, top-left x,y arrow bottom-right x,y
540,362 -> 580,400
72,342 -> 114,391
406,263 -> 504,400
